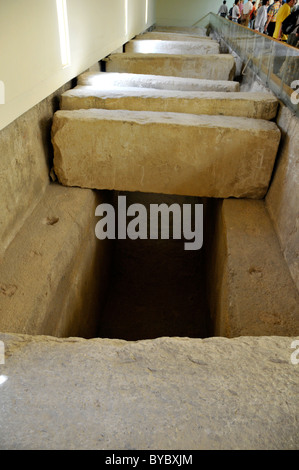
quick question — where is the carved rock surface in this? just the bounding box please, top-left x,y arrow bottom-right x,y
0,333 -> 298,450
125,39 -> 220,55
78,71 -> 240,92
104,53 -> 236,81
52,109 -> 280,198
61,87 -> 278,120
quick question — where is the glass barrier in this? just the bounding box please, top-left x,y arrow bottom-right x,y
194,13 -> 299,117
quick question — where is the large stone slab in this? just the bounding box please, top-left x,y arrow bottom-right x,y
52,109 -> 280,198
0,333 -> 298,450
207,199 -> 299,337
61,87 -> 278,120
78,71 -> 240,92
104,53 -> 236,81
155,26 -> 208,37
125,39 -> 220,55
0,184 -> 111,338
135,32 -> 213,41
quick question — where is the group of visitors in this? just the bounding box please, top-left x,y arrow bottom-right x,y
217,0 -> 299,46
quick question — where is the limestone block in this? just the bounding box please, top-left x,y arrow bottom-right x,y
60,87 -> 278,120
0,184 -> 111,338
104,53 -> 236,81
52,109 -> 280,198
78,71 -> 240,92
208,199 -> 299,337
135,32 -> 213,41
125,39 -> 220,55
155,26 -> 208,36
0,333 -> 298,450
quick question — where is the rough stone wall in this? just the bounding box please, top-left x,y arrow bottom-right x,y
266,105 -> 299,292
0,81 -> 73,257
0,75 -> 113,338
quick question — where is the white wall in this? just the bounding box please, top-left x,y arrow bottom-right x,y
0,0 -> 156,131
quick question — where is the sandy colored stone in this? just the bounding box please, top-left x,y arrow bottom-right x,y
0,333 -> 298,450
61,87 -> 278,120
135,32 -> 213,41
78,71 -> 240,92
0,82 -> 72,257
0,184 -> 111,338
266,105 -> 299,292
125,39 -> 220,55
207,199 -> 299,337
104,53 -> 236,81
155,26 -> 208,36
52,109 -> 280,198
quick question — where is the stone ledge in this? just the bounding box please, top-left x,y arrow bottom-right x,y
154,26 -> 208,37
0,333 -> 298,450
0,184 -> 111,338
135,32 -> 213,41
52,109 -> 280,199
61,87 -> 278,120
104,53 -> 236,81
125,39 -> 220,55
208,199 -> 299,337
78,71 -> 240,92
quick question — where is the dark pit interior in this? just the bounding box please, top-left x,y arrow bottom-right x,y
97,191 -> 212,341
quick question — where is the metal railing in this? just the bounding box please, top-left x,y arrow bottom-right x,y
194,13 -> 299,116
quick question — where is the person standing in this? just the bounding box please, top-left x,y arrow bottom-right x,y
218,1 -> 229,17
232,0 -> 241,22
255,0 -> 270,32
264,0 -> 283,36
249,1 -> 257,28
273,0 -> 296,40
242,1 -> 253,26
239,0 -> 244,19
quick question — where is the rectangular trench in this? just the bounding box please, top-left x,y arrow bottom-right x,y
96,191 -> 211,341
85,187 -> 299,341
2,184 -> 296,341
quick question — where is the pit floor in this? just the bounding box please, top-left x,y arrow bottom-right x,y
98,193 -> 209,341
